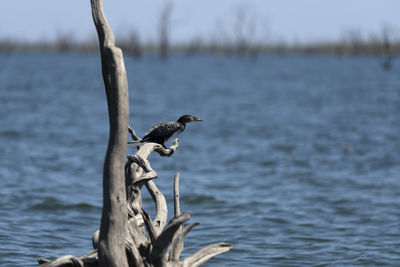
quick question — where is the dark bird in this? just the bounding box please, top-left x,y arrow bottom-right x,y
128,115 -> 202,148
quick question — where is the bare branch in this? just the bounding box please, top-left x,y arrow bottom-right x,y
92,230 -> 99,250
150,213 -> 190,259
39,255 -> 84,267
167,172 -> 184,261
174,172 -> 181,217
182,243 -> 233,267
128,126 -> 141,141
158,1 -> 173,60
141,209 -> 158,245
127,154 -> 158,184
125,239 -> 145,267
146,180 -> 168,234
168,222 -> 199,262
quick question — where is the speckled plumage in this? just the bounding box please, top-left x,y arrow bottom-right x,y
127,115 -> 202,148
141,121 -> 185,145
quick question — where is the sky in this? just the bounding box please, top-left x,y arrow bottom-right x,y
0,0 -> 399,44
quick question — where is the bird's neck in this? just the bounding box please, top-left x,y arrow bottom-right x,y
176,120 -> 186,128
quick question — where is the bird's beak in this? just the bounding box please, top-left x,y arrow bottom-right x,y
194,118 -> 203,122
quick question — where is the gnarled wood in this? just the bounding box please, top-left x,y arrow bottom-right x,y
38,2 -> 231,266
125,140 -> 178,233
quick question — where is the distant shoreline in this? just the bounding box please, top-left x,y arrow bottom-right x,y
0,39 -> 398,57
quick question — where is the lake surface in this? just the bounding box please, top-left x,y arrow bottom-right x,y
0,52 -> 399,266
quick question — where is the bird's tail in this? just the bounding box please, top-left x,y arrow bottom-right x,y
127,141 -> 145,147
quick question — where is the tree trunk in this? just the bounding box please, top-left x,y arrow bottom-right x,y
90,0 -> 129,266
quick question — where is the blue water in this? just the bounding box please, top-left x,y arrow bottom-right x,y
1,52 -> 400,266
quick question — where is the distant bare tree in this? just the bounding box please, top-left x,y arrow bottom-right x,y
369,25 -> 396,71
341,29 -> 368,55
55,30 -> 75,52
118,29 -> 142,59
158,1 -> 173,60
232,5 -> 257,55
379,25 -> 394,71
209,19 -> 231,54
184,36 -> 204,55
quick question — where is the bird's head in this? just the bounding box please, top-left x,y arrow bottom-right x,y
177,114 -> 203,124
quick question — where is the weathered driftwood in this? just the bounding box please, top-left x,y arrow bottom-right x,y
38,0 -> 231,266
39,135 -> 232,267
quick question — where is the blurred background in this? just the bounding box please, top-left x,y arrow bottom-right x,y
1,1 -> 400,266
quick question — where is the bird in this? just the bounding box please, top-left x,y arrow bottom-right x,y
127,115 -> 202,148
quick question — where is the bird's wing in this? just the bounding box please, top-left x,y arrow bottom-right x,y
142,121 -> 182,142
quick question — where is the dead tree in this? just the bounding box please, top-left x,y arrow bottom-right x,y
158,1 -> 173,60
118,31 -> 142,60
379,25 -> 393,71
233,5 -> 257,56
369,25 -> 395,71
37,1 -> 232,266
